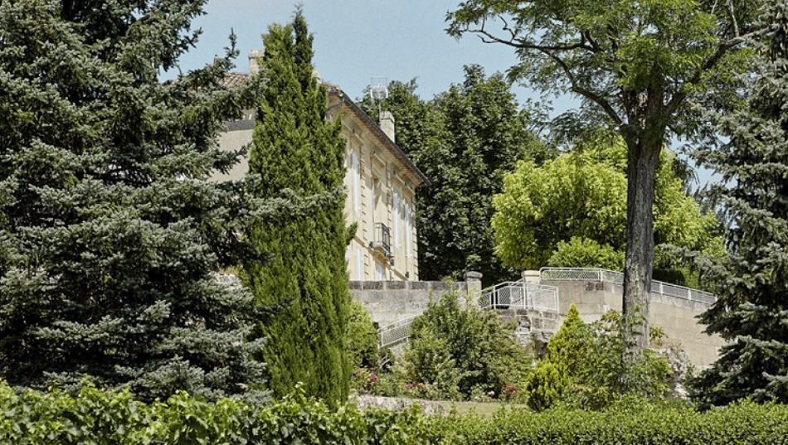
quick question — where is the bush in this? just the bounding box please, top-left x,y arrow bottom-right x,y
347,301 -> 380,370
396,291 -> 532,400
548,237 -> 624,270
533,307 -> 672,410
1,381 -> 787,444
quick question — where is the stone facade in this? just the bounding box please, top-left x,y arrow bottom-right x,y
213,53 -> 426,282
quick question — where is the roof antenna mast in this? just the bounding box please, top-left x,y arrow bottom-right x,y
369,77 -> 389,115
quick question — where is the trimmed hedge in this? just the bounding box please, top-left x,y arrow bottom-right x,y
1,382 -> 786,444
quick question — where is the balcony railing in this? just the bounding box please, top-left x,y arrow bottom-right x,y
372,222 -> 391,257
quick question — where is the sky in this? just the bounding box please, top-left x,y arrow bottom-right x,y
174,0 -> 713,185
173,0 -> 540,104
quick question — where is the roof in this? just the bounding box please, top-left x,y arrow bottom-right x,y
219,73 -> 427,186
220,72 -> 251,88
326,85 -> 428,186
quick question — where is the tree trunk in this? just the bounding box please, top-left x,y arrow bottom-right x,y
622,137 -> 661,352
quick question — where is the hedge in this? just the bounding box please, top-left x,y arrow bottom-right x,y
1,382 -> 786,444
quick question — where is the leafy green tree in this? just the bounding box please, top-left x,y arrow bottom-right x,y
690,2 -> 788,407
0,0 -> 267,401
492,138 -> 722,284
245,10 -> 351,404
361,67 -> 550,285
398,291 -> 531,400
448,0 -> 765,349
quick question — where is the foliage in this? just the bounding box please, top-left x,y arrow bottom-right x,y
548,237 -> 625,271
2,381 -> 788,444
347,301 -> 381,370
493,138 -> 722,286
447,0 -> 765,350
244,10 -> 352,403
531,307 -> 671,410
0,0 -> 267,401
690,2 -> 788,408
397,291 -> 531,400
360,68 -> 551,284
522,361 -> 569,411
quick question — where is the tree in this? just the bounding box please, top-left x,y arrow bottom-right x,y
0,0 -> 267,401
361,67 -> 550,284
398,291 -> 531,400
245,10 -> 352,404
448,0 -> 765,349
492,137 -> 722,284
690,2 -> 788,407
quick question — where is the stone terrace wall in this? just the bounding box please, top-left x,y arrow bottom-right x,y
350,278 -> 481,329
542,280 -> 725,368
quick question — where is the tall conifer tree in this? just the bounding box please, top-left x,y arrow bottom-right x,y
0,0 -> 266,401
246,10 -> 351,403
691,2 -> 788,406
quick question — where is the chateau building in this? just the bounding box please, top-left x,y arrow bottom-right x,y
213,55 -> 426,281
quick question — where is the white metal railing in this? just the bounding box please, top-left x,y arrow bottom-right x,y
539,267 -> 716,305
479,280 -> 560,312
378,315 -> 420,349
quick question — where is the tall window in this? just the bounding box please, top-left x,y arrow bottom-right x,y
375,260 -> 386,280
393,190 -> 400,248
405,202 -> 413,259
355,246 -> 363,280
351,151 -> 360,216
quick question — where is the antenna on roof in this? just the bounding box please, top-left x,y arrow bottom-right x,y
369,77 -> 388,114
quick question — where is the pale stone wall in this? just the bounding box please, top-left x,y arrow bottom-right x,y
350,280 -> 471,328
209,128 -> 252,183
542,279 -> 725,368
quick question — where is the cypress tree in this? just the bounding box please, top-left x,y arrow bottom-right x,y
0,0 -> 267,401
691,1 -> 788,407
246,10 -> 351,403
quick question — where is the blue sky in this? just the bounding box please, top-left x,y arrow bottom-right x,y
174,0 -> 539,103
174,0 -> 712,185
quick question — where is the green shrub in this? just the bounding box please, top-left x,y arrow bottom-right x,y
523,361 -> 569,411
2,381 -> 787,444
548,237 -> 624,270
397,291 -> 532,400
536,308 -> 672,410
347,300 -> 380,370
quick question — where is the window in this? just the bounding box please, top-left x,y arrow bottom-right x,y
405,202 -> 413,259
375,260 -> 386,280
351,151 -> 360,216
393,191 -> 400,248
355,247 -> 363,280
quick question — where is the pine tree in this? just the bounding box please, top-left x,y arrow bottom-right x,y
691,2 -> 788,407
0,0 -> 267,402
245,10 -> 351,403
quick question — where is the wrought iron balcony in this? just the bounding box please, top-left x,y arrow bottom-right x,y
371,222 -> 391,257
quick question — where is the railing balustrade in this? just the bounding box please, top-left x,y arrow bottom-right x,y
539,267 -> 716,304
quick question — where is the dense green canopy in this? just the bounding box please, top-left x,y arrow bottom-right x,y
493,138 -> 722,278
0,0 -> 267,401
691,1 -> 788,407
245,10 -> 352,404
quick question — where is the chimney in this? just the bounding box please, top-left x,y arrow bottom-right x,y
248,49 -> 264,75
379,111 -> 395,143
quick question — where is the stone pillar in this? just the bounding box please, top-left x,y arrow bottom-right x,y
465,271 -> 483,296
248,49 -> 264,75
379,111 -> 396,143
522,270 -> 540,284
